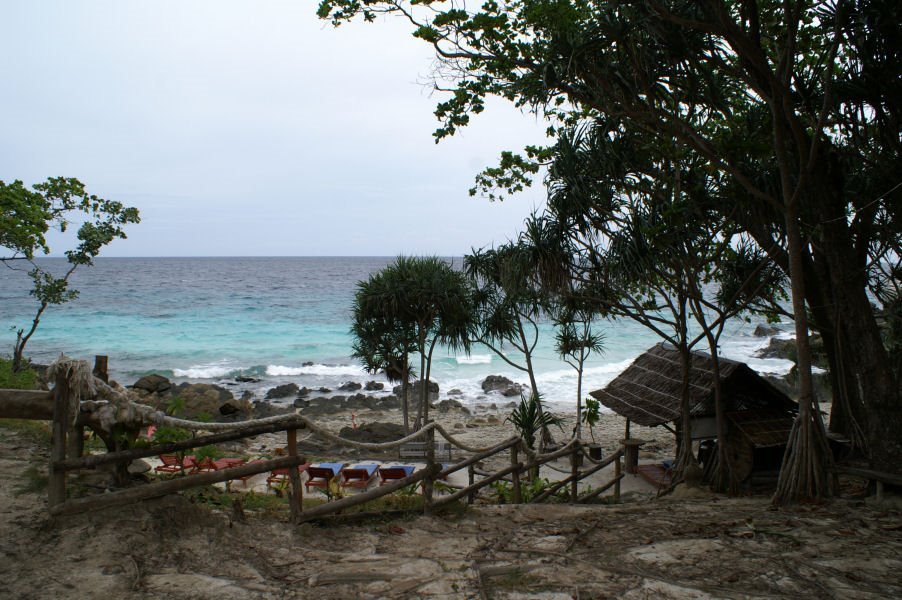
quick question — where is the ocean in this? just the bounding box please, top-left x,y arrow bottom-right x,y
0,257 -> 795,409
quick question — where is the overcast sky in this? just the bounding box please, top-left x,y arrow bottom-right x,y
1,1 -> 548,257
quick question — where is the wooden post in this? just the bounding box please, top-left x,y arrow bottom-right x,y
625,417 -> 630,440
93,355 -> 109,383
614,450 -> 622,503
49,369 -> 70,508
67,425 -> 85,460
287,427 -> 303,524
423,422 -> 435,514
511,444 -> 522,504
467,464 -> 476,504
570,444 -> 579,503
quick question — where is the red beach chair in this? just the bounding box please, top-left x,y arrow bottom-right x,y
340,464 -> 379,490
266,462 -> 311,489
378,465 -> 416,486
304,463 -> 345,492
154,454 -> 195,475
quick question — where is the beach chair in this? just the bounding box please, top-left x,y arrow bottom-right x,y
378,465 -> 415,486
304,462 -> 345,493
340,464 -> 379,490
266,462 -> 311,489
154,454 -> 195,475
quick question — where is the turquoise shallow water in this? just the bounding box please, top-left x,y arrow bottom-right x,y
0,257 -> 794,408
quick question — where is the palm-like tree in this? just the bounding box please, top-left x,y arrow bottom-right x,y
351,256 -> 476,429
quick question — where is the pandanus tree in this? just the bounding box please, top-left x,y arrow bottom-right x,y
351,256 -> 476,430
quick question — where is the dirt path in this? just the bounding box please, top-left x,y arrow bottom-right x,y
1,425 -> 901,599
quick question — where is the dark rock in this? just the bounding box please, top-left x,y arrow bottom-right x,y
481,375 -> 523,397
345,393 -> 372,409
132,374 -> 171,394
297,386 -> 311,397
376,396 -> 401,410
293,398 -> 308,409
298,398 -> 343,416
219,400 -> 244,416
252,400 -> 294,419
339,381 -> 363,392
317,387 -> 331,393
265,383 -> 300,400
128,459 -> 151,475
447,389 -> 463,397
365,380 -> 384,391
170,383 -> 235,419
435,399 -> 465,413
235,376 -> 260,383
338,422 -> 405,444
392,380 -> 439,402
753,324 -> 781,337
302,361 -> 314,367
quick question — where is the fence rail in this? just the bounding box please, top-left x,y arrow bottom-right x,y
1,361 -> 627,522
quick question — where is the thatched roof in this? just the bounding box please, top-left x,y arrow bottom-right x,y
590,343 -> 796,427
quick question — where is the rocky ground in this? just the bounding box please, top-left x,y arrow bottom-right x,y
3,415 -> 902,599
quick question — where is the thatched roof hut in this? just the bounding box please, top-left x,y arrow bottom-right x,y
589,343 -> 796,429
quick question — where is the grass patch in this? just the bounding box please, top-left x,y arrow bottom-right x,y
0,359 -> 40,390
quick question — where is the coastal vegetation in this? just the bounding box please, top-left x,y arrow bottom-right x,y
0,177 -> 140,371
318,0 -> 902,502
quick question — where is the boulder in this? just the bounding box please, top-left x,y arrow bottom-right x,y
298,396 -> 344,416
338,422 -> 405,444
753,324 -> 781,337
339,381 -> 363,392
756,337 -> 796,360
252,400 -> 294,419
345,393 -> 372,409
365,380 -> 384,391
297,386 -> 312,397
170,383 -> 235,419
376,396 -> 401,410
392,380 -> 439,402
234,375 -> 260,383
132,374 -> 171,394
481,375 -> 523,397
265,383 -> 300,400
435,399 -> 469,414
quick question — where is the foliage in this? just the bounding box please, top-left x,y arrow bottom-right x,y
352,256 -> 476,428
0,419 -> 51,448
581,397 -> 601,443
505,392 -> 562,453
1,177 -> 140,370
0,359 -> 39,390
317,0 -> 902,497
491,476 -> 553,504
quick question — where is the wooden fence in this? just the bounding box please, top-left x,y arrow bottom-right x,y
0,367 -> 626,523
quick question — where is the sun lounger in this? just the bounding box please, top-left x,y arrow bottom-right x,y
378,465 -> 416,485
340,464 -> 379,489
305,462 -> 345,492
266,462 -> 311,489
154,454 -> 195,475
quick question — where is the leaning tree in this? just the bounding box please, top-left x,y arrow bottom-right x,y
1,177 -> 140,371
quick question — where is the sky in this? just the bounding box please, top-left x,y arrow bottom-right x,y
0,1 -> 548,257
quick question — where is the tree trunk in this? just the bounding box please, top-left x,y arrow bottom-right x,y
774,203 -> 834,503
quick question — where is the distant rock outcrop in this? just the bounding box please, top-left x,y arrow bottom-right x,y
132,374 -> 171,394
481,375 -> 523,397
265,383 -> 300,400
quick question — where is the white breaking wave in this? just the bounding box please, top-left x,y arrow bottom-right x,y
173,364 -> 234,379
456,354 -> 493,365
266,363 -> 367,377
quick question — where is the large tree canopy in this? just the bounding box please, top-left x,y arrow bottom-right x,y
319,0 -> 902,497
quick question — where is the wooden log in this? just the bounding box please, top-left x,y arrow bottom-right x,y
433,463 -> 522,508
0,389 -> 54,419
67,425 -> 85,460
614,451 -> 621,502
50,455 -> 303,517
287,427 -> 303,524
511,445 -> 522,504
55,416 -> 307,471
577,473 -> 625,503
519,443 -> 578,474
833,465 -> 902,487
570,445 -> 579,503
530,450 -> 623,504
93,355 -> 109,383
296,464 -> 440,524
467,465 -> 476,505
437,437 -> 520,479
424,421 -> 435,514
49,371 -> 70,507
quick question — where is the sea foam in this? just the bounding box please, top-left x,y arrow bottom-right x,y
266,363 -> 366,377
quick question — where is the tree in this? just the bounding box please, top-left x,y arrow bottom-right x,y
317,0 -> 902,498
1,177 -> 140,370
352,256 -> 476,428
